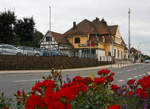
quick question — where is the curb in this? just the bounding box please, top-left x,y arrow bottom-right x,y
0,63 -> 138,74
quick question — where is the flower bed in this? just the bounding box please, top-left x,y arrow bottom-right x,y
0,69 -> 150,109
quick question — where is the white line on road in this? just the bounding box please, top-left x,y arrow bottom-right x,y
118,80 -> 125,82
127,78 -> 133,80
133,76 -> 138,78
13,79 -> 43,83
138,75 -> 142,77
127,70 -> 132,72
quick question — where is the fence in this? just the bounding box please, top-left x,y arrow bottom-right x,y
0,55 -> 113,70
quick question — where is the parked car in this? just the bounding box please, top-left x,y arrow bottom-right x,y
145,59 -> 150,63
17,46 -> 42,56
0,44 -> 23,56
41,50 -> 66,56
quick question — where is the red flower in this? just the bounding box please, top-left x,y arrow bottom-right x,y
3,106 -> 9,109
73,76 -> 83,83
25,95 -> 43,109
141,91 -> 149,99
110,72 -> 115,76
78,83 -> 88,93
106,76 -> 114,82
43,79 -> 55,88
128,91 -> 133,96
59,87 -> 75,102
97,69 -> 110,75
136,88 -> 142,96
83,77 -> 93,85
109,105 -> 121,109
32,82 -> 43,92
17,90 -> 21,96
127,79 -> 135,85
94,77 -> 106,85
111,84 -> 119,91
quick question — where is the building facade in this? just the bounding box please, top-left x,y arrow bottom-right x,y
40,17 -> 128,61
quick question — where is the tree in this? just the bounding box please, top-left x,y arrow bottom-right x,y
14,17 -> 35,46
33,30 -> 44,48
0,10 -> 16,44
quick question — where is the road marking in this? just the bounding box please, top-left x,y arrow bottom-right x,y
138,75 -> 142,77
127,78 -> 133,80
134,76 -> 138,78
13,79 -> 43,83
118,80 -> 125,82
147,72 -> 150,75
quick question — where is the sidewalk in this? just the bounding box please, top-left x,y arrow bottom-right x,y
0,63 -> 139,74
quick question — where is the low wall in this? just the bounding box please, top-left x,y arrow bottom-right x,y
0,55 -> 113,70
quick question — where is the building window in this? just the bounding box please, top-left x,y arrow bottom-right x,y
108,51 -> 111,56
121,51 -> 122,58
118,50 -> 120,58
114,49 -> 116,58
46,37 -> 52,42
74,37 -> 80,43
116,37 -> 121,44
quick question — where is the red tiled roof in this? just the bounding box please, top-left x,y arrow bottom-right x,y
64,19 -> 97,36
108,25 -> 118,35
46,31 -> 70,45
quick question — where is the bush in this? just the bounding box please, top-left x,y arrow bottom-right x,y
1,69 -> 150,109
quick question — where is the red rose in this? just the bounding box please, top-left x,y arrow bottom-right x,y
136,88 -> 142,96
128,91 -> 133,96
43,79 -> 55,88
25,95 -> 43,109
94,77 -> 106,85
106,76 -> 114,82
17,90 -> 21,96
127,79 -> 135,85
3,106 -> 9,109
109,105 -> 121,109
141,91 -> 149,99
110,72 -> 115,76
111,84 -> 119,91
83,77 -> 93,85
97,69 -> 110,75
73,76 -> 83,83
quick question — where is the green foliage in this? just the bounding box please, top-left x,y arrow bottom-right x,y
33,30 -> 44,48
14,17 -> 35,46
0,10 -> 16,44
0,91 -> 13,108
0,10 -> 44,47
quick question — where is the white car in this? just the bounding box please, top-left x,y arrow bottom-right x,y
0,44 -> 23,56
17,46 -> 42,56
145,60 -> 150,63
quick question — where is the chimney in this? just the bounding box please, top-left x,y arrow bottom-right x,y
73,21 -> 76,29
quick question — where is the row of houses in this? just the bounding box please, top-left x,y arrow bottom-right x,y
40,17 -> 129,61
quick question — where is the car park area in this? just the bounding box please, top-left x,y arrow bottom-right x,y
0,44 -> 68,57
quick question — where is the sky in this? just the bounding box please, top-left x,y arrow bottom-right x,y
0,0 -> 150,55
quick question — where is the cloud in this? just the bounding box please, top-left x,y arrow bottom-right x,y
0,0 -> 150,55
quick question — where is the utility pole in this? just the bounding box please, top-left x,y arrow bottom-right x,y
49,6 -> 51,50
128,8 -> 131,59
49,6 -> 51,32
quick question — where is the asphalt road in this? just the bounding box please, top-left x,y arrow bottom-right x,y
0,63 -> 150,98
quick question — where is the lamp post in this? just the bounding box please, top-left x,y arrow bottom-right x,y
128,8 -> 131,59
112,35 -> 114,57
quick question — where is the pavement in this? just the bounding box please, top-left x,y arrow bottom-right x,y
0,63 -> 135,74
0,62 -> 146,98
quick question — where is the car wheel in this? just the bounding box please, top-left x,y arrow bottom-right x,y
17,52 -> 23,56
35,53 -> 40,56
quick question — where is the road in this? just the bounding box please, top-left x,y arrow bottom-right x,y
0,63 -> 150,98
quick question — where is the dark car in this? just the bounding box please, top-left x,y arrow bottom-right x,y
41,50 -> 67,56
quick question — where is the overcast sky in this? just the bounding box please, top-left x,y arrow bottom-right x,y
0,0 -> 150,55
